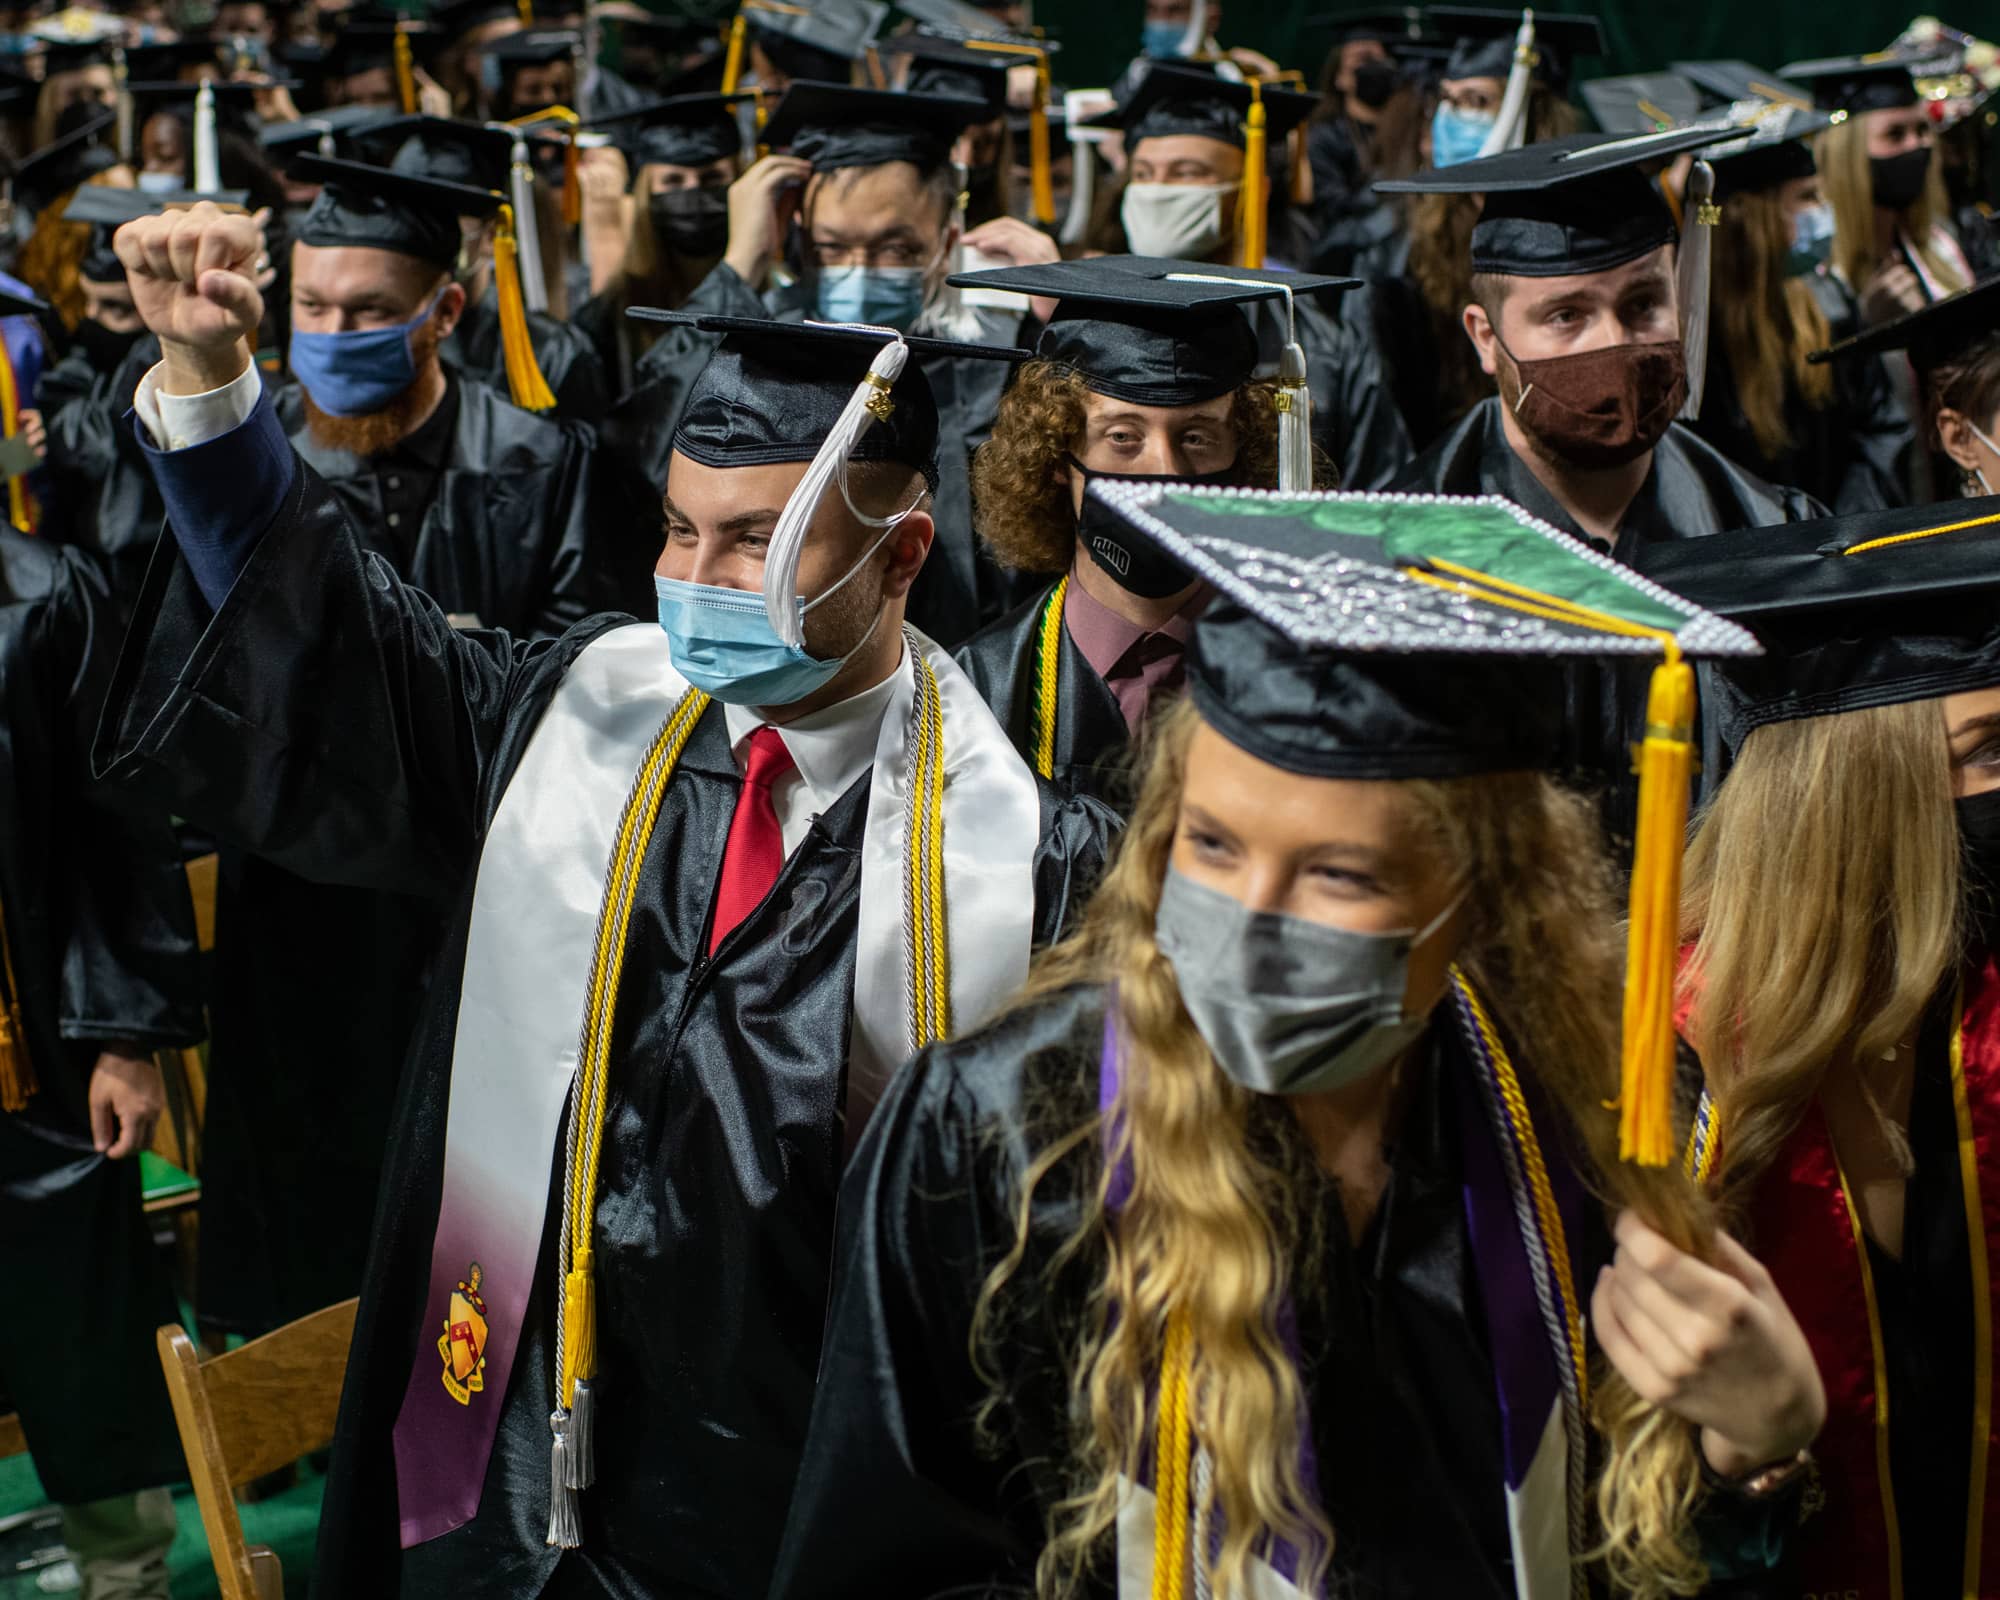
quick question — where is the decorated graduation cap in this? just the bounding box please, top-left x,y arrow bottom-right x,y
589,91 -> 748,168
1780,51 -> 1919,115
1632,501 -> 2000,754
632,307 -> 1026,648
64,179 -> 250,280
1705,104 -> 1836,201
761,79 -> 987,173
723,0 -> 887,92
289,152 -> 556,410
1809,272 -> 2000,374
1579,74 -> 1705,136
8,109 -> 120,214
951,256 -> 1359,489
1094,480 -> 1761,1164
1670,58 -> 1812,112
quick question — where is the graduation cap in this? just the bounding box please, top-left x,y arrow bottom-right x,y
35,38 -> 118,76
761,80 -> 987,173
879,35 -> 1031,119
289,151 -> 556,409
729,0 -> 886,90
7,110 -> 121,215
1432,7 -> 1604,94
1092,62 -> 1316,154
1669,59 -> 1812,113
1377,124 -> 1743,276
122,38 -> 227,81
1305,7 -> 1430,45
64,179 -> 250,279
1579,74 -> 1704,136
1779,52 -> 1919,115
1706,105 -> 1836,201
489,28 -> 578,68
589,91 -> 748,169
893,0 -> 1049,44
1098,480 -> 1757,1163
1631,501 -> 2000,752
260,100 -> 399,158
323,20 -> 435,87
429,0 -> 529,44
127,79 -> 287,138
1808,274 -> 2000,375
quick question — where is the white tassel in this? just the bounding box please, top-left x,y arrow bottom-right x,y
763,336 -> 910,647
1278,340 -> 1313,492
192,80 -> 220,194
545,1410 -> 580,1548
565,1378 -> 596,1489
1478,9 -> 1537,158
1176,0 -> 1208,57
510,137 -> 549,315
1676,159 -> 1717,420
1060,131 -> 1095,247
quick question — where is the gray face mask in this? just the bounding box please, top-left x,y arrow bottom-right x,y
1153,866 -> 1463,1096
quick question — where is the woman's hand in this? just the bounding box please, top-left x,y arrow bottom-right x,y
1593,1210 -> 1826,1479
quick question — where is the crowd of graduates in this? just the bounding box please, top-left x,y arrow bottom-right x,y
5,0 -> 2000,1594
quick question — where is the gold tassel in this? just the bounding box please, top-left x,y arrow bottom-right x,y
1029,58 -> 1055,226
560,132 -> 580,227
0,331 -> 33,534
1239,85 -> 1266,269
1619,653 -> 1696,1166
0,901 -> 36,1112
493,203 -> 556,412
393,29 -> 417,116
721,12 -> 747,95
516,0 -> 533,23
559,1247 -> 596,1407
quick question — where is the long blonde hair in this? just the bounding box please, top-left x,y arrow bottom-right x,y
975,701 -> 1719,1600
1817,115 -> 1969,301
1712,187 -> 1832,462
1681,701 -> 1962,1201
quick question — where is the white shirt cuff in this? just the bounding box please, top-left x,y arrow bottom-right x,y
133,358 -> 263,451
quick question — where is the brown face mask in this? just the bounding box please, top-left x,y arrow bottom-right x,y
1497,337 -> 1688,469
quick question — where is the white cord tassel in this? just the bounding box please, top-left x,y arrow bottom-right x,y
545,1409 -> 580,1548
1176,0 -> 1208,57
1060,133 -> 1094,246
1191,1444 -> 1216,1600
1478,9 -> 1537,158
763,336 -> 910,647
510,137 -> 549,315
1676,158 -> 1718,420
565,1378 -> 595,1488
192,80 -> 220,193
1278,340 -> 1313,492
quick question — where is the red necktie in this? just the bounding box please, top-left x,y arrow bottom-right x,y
710,725 -> 797,954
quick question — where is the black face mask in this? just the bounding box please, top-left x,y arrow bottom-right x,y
76,318 -> 142,373
1960,788 -> 2000,954
648,187 -> 729,258
1870,147 -> 1933,212
1066,455 -> 1237,598
1350,57 -> 1400,110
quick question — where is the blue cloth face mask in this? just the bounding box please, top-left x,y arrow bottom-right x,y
814,265 -> 930,332
289,293 -> 440,418
654,516 -> 898,706
1431,103 -> 1495,169
1786,203 -> 1835,277
1141,18 -> 1189,56
135,169 -> 185,195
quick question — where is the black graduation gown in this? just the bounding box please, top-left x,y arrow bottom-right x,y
38,333 -> 167,612
1687,275 -> 1912,516
0,530 -> 202,1505
94,450 -> 1117,1598
444,285 -> 613,424
769,983 -> 1795,1599
193,375 -> 618,1336
1243,293 -> 1413,491
954,580 -> 1134,809
598,261 -> 1029,649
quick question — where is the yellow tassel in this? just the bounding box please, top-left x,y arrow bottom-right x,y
1029,60 -> 1055,226
516,0 -> 533,23
559,1247 -> 596,1404
493,203 -> 556,413
1239,87 -> 1266,269
560,133 -> 580,227
1289,119 -> 1309,206
721,12 -> 747,95
393,29 -> 416,116
1619,654 -> 1696,1166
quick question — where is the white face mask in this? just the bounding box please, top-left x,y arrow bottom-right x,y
1120,181 -> 1238,261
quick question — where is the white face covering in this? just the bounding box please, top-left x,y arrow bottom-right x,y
1121,181 -> 1238,261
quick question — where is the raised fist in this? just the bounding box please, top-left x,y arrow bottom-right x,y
113,201 -> 266,391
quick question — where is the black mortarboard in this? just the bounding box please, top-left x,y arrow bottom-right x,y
631,310 -> 1028,490
893,0 -> 1048,45
589,91 -> 748,168
1305,7 -> 1430,45
1579,73 -> 1703,136
8,110 -> 120,214
260,101 -> 398,157
374,112 -> 513,187
1632,503 -> 2000,752
122,38 -> 227,81
1376,125 -> 1743,277
879,35 -> 1031,120
615,9 -> 724,51
429,0 -> 526,43
488,28 -> 578,70
1670,59 -> 1812,112
761,80 -> 986,173
1093,62 -> 1316,153
1432,7 -> 1604,95
35,38 -> 118,76
1780,52 -> 1919,115
127,79 -> 291,138
323,20 -> 435,80
289,151 -> 498,264
745,0 -> 885,83
950,256 -> 1358,405
1707,105 -> 1834,201
65,181 -> 251,280
1809,275 -> 2000,375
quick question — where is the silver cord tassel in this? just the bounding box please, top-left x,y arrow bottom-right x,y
564,1378 -> 596,1489
545,1409 -> 580,1548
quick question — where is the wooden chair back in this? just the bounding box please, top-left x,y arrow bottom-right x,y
156,1298 -> 358,1600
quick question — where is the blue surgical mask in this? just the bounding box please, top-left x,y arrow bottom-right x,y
653,518 -> 895,706
135,169 -> 185,195
1786,202 -> 1835,277
814,265 -> 929,332
1431,103 -> 1495,169
1141,19 -> 1188,56
288,293 -> 440,418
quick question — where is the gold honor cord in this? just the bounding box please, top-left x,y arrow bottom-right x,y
905,645 -> 952,1051
1843,507 -> 2000,556
547,686 -> 710,1546
1030,576 -> 1069,781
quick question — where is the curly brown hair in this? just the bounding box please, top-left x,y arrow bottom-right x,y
970,360 -> 1284,576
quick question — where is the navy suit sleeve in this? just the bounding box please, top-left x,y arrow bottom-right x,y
130,383 -> 297,609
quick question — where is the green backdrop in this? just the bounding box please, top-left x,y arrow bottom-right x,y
1047,1 -> 1936,90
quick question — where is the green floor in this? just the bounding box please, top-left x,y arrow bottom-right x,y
0,1451 -> 324,1600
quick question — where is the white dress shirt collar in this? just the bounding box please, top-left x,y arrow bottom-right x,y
720,644 -> 910,815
